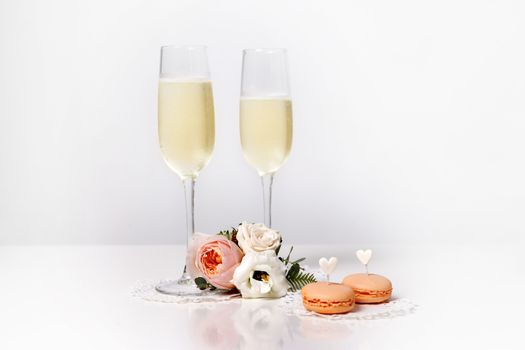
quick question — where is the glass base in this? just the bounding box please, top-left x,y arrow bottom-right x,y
155,278 -> 240,299
155,277 -> 201,296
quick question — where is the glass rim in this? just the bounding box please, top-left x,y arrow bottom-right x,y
243,48 -> 287,54
160,45 -> 207,50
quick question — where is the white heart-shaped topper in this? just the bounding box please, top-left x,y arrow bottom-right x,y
356,249 -> 372,265
319,257 -> 338,275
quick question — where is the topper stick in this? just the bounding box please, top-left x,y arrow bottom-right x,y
319,257 -> 338,283
356,249 -> 372,276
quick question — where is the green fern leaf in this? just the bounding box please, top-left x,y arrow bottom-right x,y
286,263 -> 300,280
287,270 -> 316,292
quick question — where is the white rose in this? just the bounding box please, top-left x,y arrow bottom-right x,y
236,222 -> 281,253
232,250 -> 288,298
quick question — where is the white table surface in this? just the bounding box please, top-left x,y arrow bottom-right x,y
1,243 -> 523,350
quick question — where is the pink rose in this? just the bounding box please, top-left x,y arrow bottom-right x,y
187,233 -> 244,290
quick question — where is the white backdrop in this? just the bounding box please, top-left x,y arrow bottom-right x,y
1,0 -> 524,245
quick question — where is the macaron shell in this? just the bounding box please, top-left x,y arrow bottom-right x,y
342,273 -> 393,304
353,291 -> 391,304
301,282 -> 355,314
303,300 -> 355,314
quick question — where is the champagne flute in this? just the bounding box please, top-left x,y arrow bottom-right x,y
156,46 -> 215,294
240,49 -> 293,227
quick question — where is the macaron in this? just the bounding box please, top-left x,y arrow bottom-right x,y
342,273 -> 392,304
301,282 -> 355,314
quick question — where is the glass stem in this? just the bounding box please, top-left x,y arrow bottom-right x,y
261,174 -> 274,227
180,177 -> 195,282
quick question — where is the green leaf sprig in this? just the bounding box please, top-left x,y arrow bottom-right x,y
217,227 -> 239,245
194,277 -> 216,291
280,246 -> 316,292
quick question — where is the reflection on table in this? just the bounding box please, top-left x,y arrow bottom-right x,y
187,299 -> 354,350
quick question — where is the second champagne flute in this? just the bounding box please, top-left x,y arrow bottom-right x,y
240,48 -> 293,227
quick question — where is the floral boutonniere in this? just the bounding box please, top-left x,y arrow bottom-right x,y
186,222 -> 316,298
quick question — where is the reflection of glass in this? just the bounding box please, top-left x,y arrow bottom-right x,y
240,49 -> 293,227
156,45 -> 215,294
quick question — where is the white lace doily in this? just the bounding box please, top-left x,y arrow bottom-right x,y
131,279 -> 242,303
281,292 -> 418,321
131,280 -> 418,323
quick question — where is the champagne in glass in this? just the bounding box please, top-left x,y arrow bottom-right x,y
240,98 -> 292,175
240,49 -> 293,227
158,80 -> 215,178
156,46 -> 215,295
